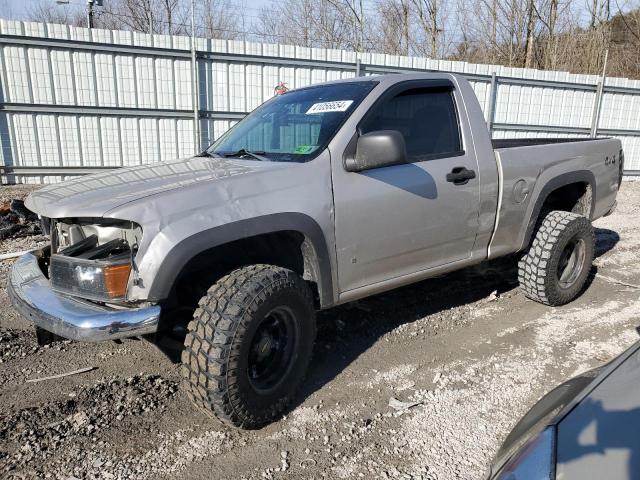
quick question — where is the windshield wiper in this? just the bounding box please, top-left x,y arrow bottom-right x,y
195,150 -> 223,158
223,149 -> 269,162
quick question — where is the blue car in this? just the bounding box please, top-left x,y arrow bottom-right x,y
487,337 -> 640,480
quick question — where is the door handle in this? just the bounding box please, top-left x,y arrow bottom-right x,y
446,167 -> 476,185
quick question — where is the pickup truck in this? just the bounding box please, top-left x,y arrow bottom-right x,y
8,73 -> 623,429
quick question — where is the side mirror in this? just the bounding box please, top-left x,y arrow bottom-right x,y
345,130 -> 407,172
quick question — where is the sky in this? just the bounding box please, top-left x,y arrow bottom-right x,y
2,0 -> 47,19
0,0 -> 634,43
0,0 -> 274,22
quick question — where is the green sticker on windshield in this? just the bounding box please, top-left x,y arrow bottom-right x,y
293,145 -> 317,154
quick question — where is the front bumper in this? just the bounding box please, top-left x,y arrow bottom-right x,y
8,250 -> 160,342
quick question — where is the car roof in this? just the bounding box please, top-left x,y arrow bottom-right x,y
285,72 -> 460,91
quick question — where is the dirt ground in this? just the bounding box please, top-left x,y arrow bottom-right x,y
1,182 -> 639,480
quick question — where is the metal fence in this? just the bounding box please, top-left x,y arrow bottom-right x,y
1,19 -> 640,184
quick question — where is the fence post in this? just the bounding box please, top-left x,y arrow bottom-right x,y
590,49 -> 608,139
0,47 -> 15,183
590,80 -> 604,138
355,57 -> 362,77
190,0 -> 200,152
486,72 -> 498,135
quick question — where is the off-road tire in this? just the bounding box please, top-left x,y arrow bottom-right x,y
518,210 -> 594,306
181,264 -> 316,429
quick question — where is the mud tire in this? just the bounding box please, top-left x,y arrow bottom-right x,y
518,210 -> 594,306
181,264 -> 316,429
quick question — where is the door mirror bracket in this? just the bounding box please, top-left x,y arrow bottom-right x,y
345,130 -> 407,172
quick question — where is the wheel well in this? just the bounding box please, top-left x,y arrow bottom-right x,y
540,182 -> 592,217
522,181 -> 592,250
164,231 -> 322,315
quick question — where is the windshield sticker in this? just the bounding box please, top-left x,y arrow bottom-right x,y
306,100 -> 354,114
293,145 -> 317,154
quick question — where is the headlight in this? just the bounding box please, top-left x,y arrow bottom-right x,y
494,426 -> 556,480
48,220 -> 140,303
50,254 -> 132,302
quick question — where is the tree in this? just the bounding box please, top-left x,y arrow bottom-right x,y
25,0 -> 86,27
524,0 -> 536,67
325,0 -> 366,51
257,0 -> 356,49
200,0 -> 243,39
412,0 -> 442,58
373,0 -> 411,55
16,0 -> 640,79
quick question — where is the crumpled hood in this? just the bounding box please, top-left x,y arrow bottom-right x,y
25,156 -> 291,219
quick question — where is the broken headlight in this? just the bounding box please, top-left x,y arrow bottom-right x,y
51,253 -> 132,302
50,222 -> 139,303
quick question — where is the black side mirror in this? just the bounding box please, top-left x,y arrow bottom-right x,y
345,130 -> 407,172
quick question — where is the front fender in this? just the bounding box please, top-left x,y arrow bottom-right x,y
145,213 -> 335,307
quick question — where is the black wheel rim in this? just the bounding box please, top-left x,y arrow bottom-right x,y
247,306 -> 297,393
557,238 -> 586,289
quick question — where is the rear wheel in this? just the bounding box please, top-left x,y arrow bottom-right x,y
518,210 -> 594,306
181,264 -> 316,429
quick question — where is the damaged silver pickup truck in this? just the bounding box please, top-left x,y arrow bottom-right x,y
9,73 -> 623,429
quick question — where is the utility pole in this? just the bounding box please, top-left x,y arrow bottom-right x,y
87,0 -> 94,29
57,0 -> 99,28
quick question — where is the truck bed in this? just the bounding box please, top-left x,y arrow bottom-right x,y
491,138 -> 602,149
487,137 -> 621,260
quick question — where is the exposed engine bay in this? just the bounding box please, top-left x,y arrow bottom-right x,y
51,218 -> 142,255
45,218 -> 143,304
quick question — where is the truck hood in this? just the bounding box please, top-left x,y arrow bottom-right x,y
25,156 -> 292,219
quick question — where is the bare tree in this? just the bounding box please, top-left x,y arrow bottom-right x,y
325,0 -> 366,51
412,0 -> 442,57
258,0 -> 317,46
372,0 -> 451,58
257,0 -> 352,48
92,0 -> 243,38
162,0 -> 181,33
523,0 -> 536,67
98,0 -> 174,34
546,0 -> 559,67
373,0 -> 411,55
200,0 -> 243,39
15,0 -> 640,80
25,0 -> 86,27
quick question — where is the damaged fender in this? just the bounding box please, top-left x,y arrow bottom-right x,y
146,213 -> 334,307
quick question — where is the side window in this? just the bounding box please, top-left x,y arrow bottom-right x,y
360,87 -> 462,161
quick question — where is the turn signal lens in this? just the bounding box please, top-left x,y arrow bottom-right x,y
51,255 -> 133,302
103,264 -> 132,298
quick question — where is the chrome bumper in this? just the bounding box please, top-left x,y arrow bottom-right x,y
8,251 -> 160,342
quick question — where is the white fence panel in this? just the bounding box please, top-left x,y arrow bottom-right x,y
1,19 -> 640,184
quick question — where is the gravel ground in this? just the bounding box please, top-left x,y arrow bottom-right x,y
1,182 -> 639,480
0,185 -> 48,255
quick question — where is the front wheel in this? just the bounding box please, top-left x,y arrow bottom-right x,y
518,210 -> 594,306
181,264 -> 316,429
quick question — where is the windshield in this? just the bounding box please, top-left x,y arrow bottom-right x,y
207,81 -> 378,162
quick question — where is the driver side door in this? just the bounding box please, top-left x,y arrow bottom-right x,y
332,80 -> 481,294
